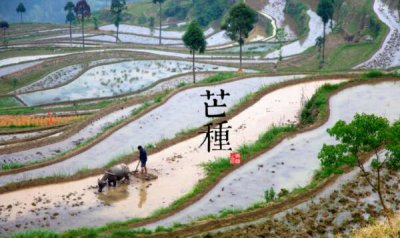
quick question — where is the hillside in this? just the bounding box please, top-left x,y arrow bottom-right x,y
0,0 -> 143,23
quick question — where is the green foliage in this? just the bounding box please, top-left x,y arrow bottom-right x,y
317,0 -> 334,24
284,0 -> 308,37
238,125 -> 296,161
362,70 -> 385,79
318,114 -> 392,177
163,0 -> 191,20
193,0 -> 233,27
222,2 -> 258,44
16,2 -> 26,23
64,1 -> 75,12
275,27 -> 287,61
300,83 -> 342,125
0,21 -> 9,29
0,96 -> 21,108
66,11 -> 76,23
278,188 -> 289,198
9,230 -> 59,238
183,20 -> 207,53
176,81 -> 187,88
264,187 -> 276,202
368,15 -> 381,38
16,2 -> 26,13
201,72 -> 236,84
74,0 -> 91,20
386,121 -> 400,170
1,162 -> 24,170
93,16 -> 99,30
111,0 -> 127,28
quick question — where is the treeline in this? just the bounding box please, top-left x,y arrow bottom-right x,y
164,0 -> 237,26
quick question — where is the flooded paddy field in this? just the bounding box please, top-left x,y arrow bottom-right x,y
0,79 -> 343,234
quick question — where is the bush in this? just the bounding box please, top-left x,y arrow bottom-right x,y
264,187 -> 276,202
362,70 -> 384,78
278,188 -> 289,198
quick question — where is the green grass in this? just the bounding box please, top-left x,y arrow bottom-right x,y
300,83 -> 344,125
0,97 -> 22,108
200,72 -> 238,84
0,99 -> 115,115
1,162 -> 24,170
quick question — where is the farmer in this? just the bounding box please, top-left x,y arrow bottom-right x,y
138,145 -> 148,175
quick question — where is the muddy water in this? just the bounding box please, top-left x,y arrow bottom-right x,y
0,77 -> 328,234
0,75 -> 305,186
144,81 -> 400,230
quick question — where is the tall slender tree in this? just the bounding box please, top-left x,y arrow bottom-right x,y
111,0 -> 127,43
275,27 -> 287,61
317,0 -> 334,67
16,3 -> 26,23
222,2 -> 258,71
182,21 -> 207,83
74,0 -> 91,49
152,0 -> 165,45
64,1 -> 76,42
0,21 -> 10,46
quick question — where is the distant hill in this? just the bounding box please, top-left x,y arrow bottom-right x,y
0,0 -> 144,23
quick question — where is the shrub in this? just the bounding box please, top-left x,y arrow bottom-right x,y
264,187 -> 276,202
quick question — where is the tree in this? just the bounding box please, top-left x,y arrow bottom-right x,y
318,114 -> 400,225
74,0 -> 91,49
317,0 -> 334,67
110,0 -> 127,43
93,16 -> 99,30
64,1 -> 76,42
152,0 -> 165,45
222,2 -> 258,71
16,3 -> 26,23
275,27 -> 287,61
182,21 -> 207,83
149,16 -> 155,36
0,21 -> 9,46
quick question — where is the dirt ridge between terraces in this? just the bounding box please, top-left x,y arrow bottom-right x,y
0,74 -> 355,193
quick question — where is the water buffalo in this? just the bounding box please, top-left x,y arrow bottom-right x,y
98,164 -> 130,192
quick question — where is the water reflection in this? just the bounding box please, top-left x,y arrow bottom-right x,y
97,184 -> 129,205
138,182 -> 148,208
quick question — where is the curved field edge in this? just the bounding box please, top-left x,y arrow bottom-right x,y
0,74 -> 351,187
5,74 -> 397,238
0,72 -> 244,174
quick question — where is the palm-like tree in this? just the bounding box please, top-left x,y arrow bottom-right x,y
74,0 -> 91,48
64,1 -> 76,42
152,0 -> 165,45
0,21 -> 10,46
111,0 -> 127,43
317,0 -> 334,66
16,3 -> 26,23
